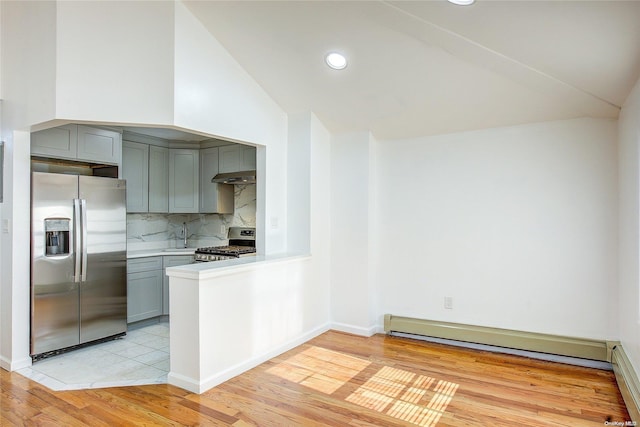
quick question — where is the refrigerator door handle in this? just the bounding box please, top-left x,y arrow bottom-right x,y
80,199 -> 88,282
73,199 -> 82,283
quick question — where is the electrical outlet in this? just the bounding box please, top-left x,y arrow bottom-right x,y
220,224 -> 225,235
444,297 -> 453,310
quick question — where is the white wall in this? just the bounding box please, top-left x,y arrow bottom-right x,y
308,112 -> 332,327
374,118 -> 618,339
618,76 -> 640,372
309,113 -> 332,267
55,1 -> 175,124
330,132 -> 379,335
0,1 -> 59,369
0,130 -> 31,370
287,113 -> 312,254
1,1 -> 57,130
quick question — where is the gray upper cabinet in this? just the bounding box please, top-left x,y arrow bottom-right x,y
32,124 -> 121,165
199,147 -> 233,214
241,145 -> 257,171
169,149 -> 199,213
218,145 -> 239,173
218,144 -> 256,173
31,124 -> 78,160
120,137 -> 251,215
77,125 -> 121,164
121,142 -> 169,213
122,141 -> 149,212
149,145 -> 169,213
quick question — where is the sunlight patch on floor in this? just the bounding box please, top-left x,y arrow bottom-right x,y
269,345 -> 459,427
346,366 -> 459,427
266,346 -> 371,394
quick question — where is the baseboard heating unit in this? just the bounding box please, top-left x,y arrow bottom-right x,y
611,344 -> 640,422
383,314 -> 610,362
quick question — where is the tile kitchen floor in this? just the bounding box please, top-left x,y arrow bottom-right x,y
17,322 -> 170,391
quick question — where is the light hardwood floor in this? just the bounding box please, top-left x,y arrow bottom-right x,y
1,331 -> 630,426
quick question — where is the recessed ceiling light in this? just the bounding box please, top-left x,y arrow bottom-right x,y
447,0 -> 475,5
325,52 -> 347,70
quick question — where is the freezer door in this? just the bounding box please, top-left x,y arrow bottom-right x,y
78,176 -> 127,343
31,172 -> 80,355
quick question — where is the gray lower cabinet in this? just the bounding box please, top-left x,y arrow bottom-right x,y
127,257 -> 163,323
162,255 -> 195,315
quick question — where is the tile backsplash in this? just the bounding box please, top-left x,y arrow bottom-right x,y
127,185 -> 256,250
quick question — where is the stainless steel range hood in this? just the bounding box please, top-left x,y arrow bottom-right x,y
211,170 -> 256,184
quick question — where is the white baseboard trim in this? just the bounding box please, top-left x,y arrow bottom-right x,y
169,323 -> 331,394
167,372 -> 202,394
330,322 -> 378,337
0,356 -> 10,371
611,343 -> 640,422
0,355 -> 32,372
0,356 -> 11,371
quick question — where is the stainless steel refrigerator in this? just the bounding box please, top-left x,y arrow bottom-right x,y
31,172 -> 127,357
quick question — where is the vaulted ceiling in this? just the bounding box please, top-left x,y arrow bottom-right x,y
184,1 -> 640,140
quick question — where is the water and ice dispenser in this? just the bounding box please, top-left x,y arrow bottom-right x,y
44,218 -> 70,256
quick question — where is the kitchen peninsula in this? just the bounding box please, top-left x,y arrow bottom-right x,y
165,252 -> 316,394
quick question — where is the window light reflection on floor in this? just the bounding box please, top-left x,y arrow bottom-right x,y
266,346 -> 371,394
346,365 -> 459,427
268,346 -> 459,427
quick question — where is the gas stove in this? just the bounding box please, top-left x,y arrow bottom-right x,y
194,227 -> 256,262
195,245 -> 256,261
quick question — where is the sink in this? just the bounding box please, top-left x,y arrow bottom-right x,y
163,248 -> 196,252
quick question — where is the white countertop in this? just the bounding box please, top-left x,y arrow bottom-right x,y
166,253 -> 310,280
127,248 -> 197,259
